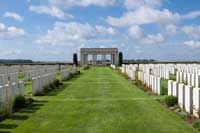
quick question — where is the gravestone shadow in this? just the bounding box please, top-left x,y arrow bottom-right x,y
0,100 -> 47,132
18,100 -> 47,114
0,131 -> 10,133
47,73 -> 81,96
0,123 -> 18,133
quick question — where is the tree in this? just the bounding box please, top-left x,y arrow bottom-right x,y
73,53 -> 78,66
118,52 -> 123,66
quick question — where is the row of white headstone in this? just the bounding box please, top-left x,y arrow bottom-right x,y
32,73 -> 57,96
173,64 -> 200,117
138,71 -> 162,95
23,65 -> 59,81
32,65 -> 77,95
176,71 -> 200,87
119,63 -> 200,117
0,66 -> 24,111
0,72 -> 18,86
120,64 -> 137,80
0,65 -> 77,113
139,64 -> 173,80
168,80 -> 200,117
60,66 -> 71,81
0,65 -> 20,75
0,81 -> 24,109
70,65 -> 77,75
176,64 -> 200,73
21,65 -> 58,73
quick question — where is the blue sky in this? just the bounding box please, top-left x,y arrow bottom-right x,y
0,0 -> 200,61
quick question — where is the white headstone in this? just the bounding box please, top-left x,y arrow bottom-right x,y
32,77 -> 39,96
180,72 -> 183,83
172,81 -> 178,97
0,86 -> 5,106
187,73 -> 191,85
157,77 -> 161,95
178,83 -> 185,109
191,74 -> 195,87
18,81 -> 25,96
185,85 -> 193,114
183,72 -> 187,83
195,74 -> 200,88
193,87 -> 200,118
176,72 -> 180,83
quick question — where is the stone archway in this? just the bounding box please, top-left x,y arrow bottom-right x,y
80,48 -> 119,66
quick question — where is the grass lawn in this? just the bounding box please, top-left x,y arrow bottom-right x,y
24,81 -> 32,95
170,73 -> 176,81
161,78 -> 168,95
0,67 -> 198,133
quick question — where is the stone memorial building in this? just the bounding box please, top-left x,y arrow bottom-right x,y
80,48 -> 119,66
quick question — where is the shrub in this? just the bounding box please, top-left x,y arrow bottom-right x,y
13,95 -> 26,109
26,97 -> 34,105
49,83 -> 56,90
193,120 -> 200,131
64,71 -> 80,81
134,79 -> 150,92
118,52 -> 123,66
43,85 -> 50,93
53,79 -> 60,87
34,91 -> 45,96
83,66 -> 89,70
73,53 -> 78,66
178,111 -> 189,120
43,79 -> 61,94
164,96 -> 178,107
77,70 -> 80,74
0,107 -> 4,117
0,99 -> 13,118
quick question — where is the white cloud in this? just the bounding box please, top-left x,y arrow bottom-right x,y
48,0 -> 116,8
128,25 -> 164,44
136,50 -> 143,54
124,0 -> 161,10
5,50 -> 22,55
3,12 -> 24,21
165,24 -> 178,35
143,33 -> 164,44
29,0 -> 116,19
0,23 -> 25,39
184,40 -> 200,48
29,5 -> 73,19
182,25 -> 200,39
107,0 -> 200,29
182,11 -> 200,19
95,25 -> 116,35
128,25 -> 144,39
107,7 -> 181,27
36,22 -> 117,45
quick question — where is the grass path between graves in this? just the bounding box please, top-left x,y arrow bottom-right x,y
0,67 -> 198,133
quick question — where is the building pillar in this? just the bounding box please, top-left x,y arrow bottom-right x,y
84,54 -> 88,66
93,54 -> 97,66
80,53 -> 84,66
114,53 -> 118,66
101,54 -> 103,66
111,54 -> 114,65
102,54 -> 106,66
92,54 -> 94,66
